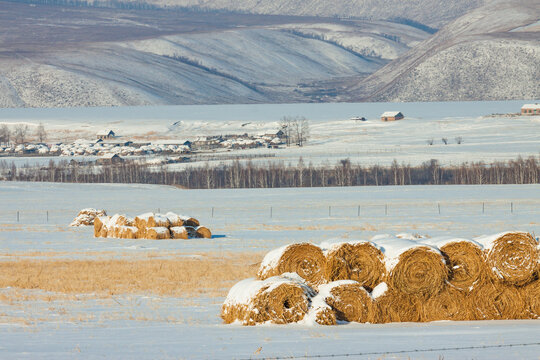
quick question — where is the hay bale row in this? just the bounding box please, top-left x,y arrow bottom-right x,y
224,231 -> 539,325
93,211 -> 211,240
70,208 -> 107,227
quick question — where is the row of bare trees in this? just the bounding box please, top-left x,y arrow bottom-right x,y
0,124 -> 47,146
1,156 -> 539,188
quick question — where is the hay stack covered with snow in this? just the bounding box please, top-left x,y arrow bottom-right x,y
70,208 -> 107,227
93,211 -> 211,240
224,231 -> 539,325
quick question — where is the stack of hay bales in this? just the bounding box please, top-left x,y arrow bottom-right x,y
94,211 -> 211,240
70,208 -> 107,227
222,231 -> 539,325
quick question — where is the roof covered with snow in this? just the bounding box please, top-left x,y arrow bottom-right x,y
521,104 -> 540,109
381,111 -> 403,117
96,129 -> 115,136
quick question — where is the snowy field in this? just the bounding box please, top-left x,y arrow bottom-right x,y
1,100 -> 539,168
0,181 -> 539,358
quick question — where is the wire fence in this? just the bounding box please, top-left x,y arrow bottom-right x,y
237,342 -> 540,360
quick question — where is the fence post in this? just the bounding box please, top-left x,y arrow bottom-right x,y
511,202 -> 513,213
212,207 -> 214,218
270,206 -> 273,218
46,211 -> 49,223
482,202 -> 485,214
17,211 -> 19,222
329,206 -> 331,217
158,208 -> 160,214
357,205 -> 360,217
438,203 -> 440,215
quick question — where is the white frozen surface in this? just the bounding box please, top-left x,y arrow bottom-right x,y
371,282 -> 389,299
369,235 -> 443,271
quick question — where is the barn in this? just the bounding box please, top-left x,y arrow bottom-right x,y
381,111 -> 404,121
521,104 -> 540,115
96,129 -> 115,140
96,154 -> 124,165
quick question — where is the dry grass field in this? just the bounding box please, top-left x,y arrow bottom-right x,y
0,252 -> 264,299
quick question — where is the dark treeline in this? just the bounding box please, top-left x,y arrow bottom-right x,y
1,156 -> 539,188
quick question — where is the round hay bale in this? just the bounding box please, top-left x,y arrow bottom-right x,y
194,226 -> 212,239
182,216 -> 200,228
321,280 -> 376,323
374,288 -> 422,323
118,226 -> 137,239
114,215 -> 134,227
420,286 -> 471,322
135,227 -> 147,239
325,242 -> 385,291
258,243 -> 327,287
522,280 -> 540,318
134,213 -> 170,229
387,246 -> 449,297
481,232 -> 539,286
469,281 -> 528,320
221,275 -> 314,325
313,306 -> 337,326
170,226 -> 188,240
71,208 -> 107,227
146,227 -> 171,240
165,212 -> 184,227
440,241 -> 488,291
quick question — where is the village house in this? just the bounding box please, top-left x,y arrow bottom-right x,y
96,153 -> 124,165
96,129 -> 115,140
381,111 -> 404,121
521,104 -> 540,115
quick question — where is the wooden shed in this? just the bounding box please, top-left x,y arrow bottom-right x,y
96,129 -> 115,140
381,111 -> 404,121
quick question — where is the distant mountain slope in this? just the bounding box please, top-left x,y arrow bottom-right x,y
346,0 -> 540,101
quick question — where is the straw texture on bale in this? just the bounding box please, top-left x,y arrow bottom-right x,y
134,213 -> 170,229
194,226 -> 212,239
386,246 -> 448,297
484,232 -> 539,286
313,306 -> 337,325
183,217 -> 200,228
440,241 -> 487,291
323,281 -> 375,323
420,287 -> 471,321
166,212 -> 184,227
374,289 -> 422,323
118,226 -> 137,239
70,208 -> 107,227
170,226 -> 188,239
522,280 -> 540,318
469,281 -> 528,320
94,216 -> 108,237
146,227 -> 171,240
258,243 -> 327,287
249,282 -> 311,324
325,242 -> 385,291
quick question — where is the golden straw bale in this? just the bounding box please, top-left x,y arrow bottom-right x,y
146,227 -> 171,240
94,216 -> 109,238
440,241 -> 488,291
170,226 -> 188,240
194,226 -> 212,239
374,288 -> 422,323
118,226 -> 137,239
135,227 -> 147,239
258,243 -> 327,288
114,215 -> 134,227
481,232 -> 539,286
182,217 -> 200,228
469,281 -> 528,320
522,280 -> 540,318
165,212 -> 184,227
386,246 -> 449,297
420,286 -> 471,322
70,208 -> 107,227
99,226 -> 109,238
134,213 -> 170,229
313,306 -> 337,326
221,275 -> 313,325
321,281 -> 376,323
325,242 -> 385,291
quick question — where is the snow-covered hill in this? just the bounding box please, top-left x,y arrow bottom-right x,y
347,0 -> 540,102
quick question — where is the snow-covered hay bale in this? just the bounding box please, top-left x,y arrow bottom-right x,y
439,240 -> 487,291
118,226 -> 138,239
320,280 -> 375,323
311,304 -> 337,326
387,246 -> 448,297
170,226 -> 188,240
165,212 -> 184,227
113,214 -> 134,227
193,226 -> 212,239
374,286 -> 422,323
257,243 -> 327,287
477,232 -> 539,286
420,287 -> 470,322
324,242 -> 385,291
70,208 -> 107,227
469,281 -> 528,320
94,216 -> 109,237
522,280 -> 540,318
182,216 -> 200,228
134,213 -> 170,229
221,274 -> 313,325
146,227 -> 171,240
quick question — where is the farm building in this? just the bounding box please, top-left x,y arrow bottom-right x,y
381,111 -> 404,121
96,129 -> 115,140
96,154 -> 124,165
521,104 -> 540,115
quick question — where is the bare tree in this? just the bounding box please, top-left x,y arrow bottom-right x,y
279,116 -> 293,146
0,124 -> 10,146
289,116 -> 310,147
36,123 -> 47,143
13,124 -> 28,145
